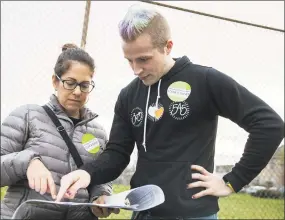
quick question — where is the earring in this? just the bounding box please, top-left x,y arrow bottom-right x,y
54,89 -> 58,96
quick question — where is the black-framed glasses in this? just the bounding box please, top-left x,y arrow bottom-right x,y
55,74 -> 95,93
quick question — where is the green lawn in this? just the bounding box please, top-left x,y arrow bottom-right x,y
1,186 -> 7,200
1,186 -> 284,219
218,193 -> 284,219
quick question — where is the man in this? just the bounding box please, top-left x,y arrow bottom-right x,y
55,5 -> 284,219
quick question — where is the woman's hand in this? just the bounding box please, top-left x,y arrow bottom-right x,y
91,195 -> 120,218
26,158 -> 57,199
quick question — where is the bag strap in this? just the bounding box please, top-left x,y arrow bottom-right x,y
42,105 -> 83,168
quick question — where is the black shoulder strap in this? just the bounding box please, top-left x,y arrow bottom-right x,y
42,105 -> 83,168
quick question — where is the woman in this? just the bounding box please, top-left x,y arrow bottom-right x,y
1,44 -> 115,219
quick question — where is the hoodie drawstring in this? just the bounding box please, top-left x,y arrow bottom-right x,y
142,86 -> 151,152
142,79 -> 162,152
155,79 -> 162,108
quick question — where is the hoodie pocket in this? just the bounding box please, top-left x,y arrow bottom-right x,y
130,161 -> 194,201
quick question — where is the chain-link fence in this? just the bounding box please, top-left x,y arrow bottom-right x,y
114,144 -> 284,219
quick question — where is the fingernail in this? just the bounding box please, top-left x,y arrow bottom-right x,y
192,196 -> 195,199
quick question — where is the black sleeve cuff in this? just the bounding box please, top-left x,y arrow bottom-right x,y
223,172 -> 245,193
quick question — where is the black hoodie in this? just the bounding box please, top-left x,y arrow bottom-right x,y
82,56 -> 284,217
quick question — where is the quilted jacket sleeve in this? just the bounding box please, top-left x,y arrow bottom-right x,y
1,105 -> 40,187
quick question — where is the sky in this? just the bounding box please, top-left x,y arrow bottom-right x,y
1,1 -> 284,166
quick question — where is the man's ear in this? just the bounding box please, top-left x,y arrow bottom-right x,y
165,39 -> 173,55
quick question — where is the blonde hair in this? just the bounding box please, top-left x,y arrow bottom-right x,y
118,5 -> 171,49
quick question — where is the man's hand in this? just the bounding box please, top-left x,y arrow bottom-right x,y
91,195 -> 120,218
27,158 -> 57,199
55,169 -> 91,202
187,165 -> 234,199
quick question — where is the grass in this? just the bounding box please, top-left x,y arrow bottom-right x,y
218,193 -> 284,219
1,186 -> 7,200
1,185 -> 284,219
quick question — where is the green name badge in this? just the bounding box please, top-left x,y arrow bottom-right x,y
81,133 -> 100,154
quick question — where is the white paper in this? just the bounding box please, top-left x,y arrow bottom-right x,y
12,184 -> 165,219
20,199 -> 140,210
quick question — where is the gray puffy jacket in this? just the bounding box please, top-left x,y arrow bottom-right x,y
1,95 -> 112,220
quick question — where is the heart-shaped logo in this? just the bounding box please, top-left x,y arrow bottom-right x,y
148,104 -> 164,121
148,106 -> 156,117
155,107 -> 164,119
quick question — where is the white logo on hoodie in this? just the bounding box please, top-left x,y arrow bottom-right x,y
131,107 -> 144,127
169,101 -> 190,120
148,102 -> 164,122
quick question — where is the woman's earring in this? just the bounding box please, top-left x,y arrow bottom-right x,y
54,89 -> 58,96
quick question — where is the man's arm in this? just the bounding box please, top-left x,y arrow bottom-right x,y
206,67 -> 284,192
55,89 -> 136,202
81,88 -> 135,186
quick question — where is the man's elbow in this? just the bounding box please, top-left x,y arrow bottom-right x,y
272,117 -> 284,144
